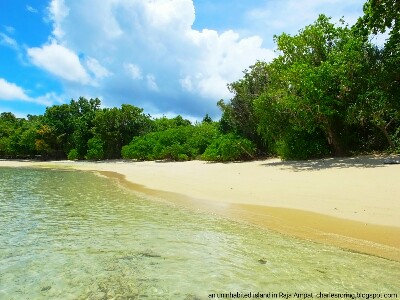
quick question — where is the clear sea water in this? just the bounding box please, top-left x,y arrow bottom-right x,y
0,167 -> 399,300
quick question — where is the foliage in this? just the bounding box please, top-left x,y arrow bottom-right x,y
218,61 -> 269,151
1,2 -> 399,161
67,149 -> 79,160
202,134 -> 256,162
39,97 -> 101,158
92,104 -> 152,159
151,115 -> 192,132
360,0 -> 400,35
353,1 -> 400,149
275,129 -> 330,160
85,137 -> 104,160
122,123 -> 219,161
238,12 -> 398,159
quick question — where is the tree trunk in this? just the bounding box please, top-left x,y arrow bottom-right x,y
325,118 -> 346,156
378,125 -> 395,149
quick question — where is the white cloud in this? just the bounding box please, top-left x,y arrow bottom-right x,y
0,33 -> 18,49
0,78 -> 30,101
40,0 -> 278,117
85,57 -> 111,80
0,78 -> 63,106
27,42 -> 91,84
26,5 -> 39,13
47,0 -> 70,39
180,76 -> 193,92
35,92 -> 66,106
38,0 -> 363,118
146,74 -> 159,91
124,63 -> 143,80
182,29 -> 274,99
145,0 -> 195,29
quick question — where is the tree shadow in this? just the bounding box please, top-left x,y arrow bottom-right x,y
261,155 -> 400,171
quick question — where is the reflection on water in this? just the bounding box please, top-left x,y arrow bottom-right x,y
0,167 -> 399,299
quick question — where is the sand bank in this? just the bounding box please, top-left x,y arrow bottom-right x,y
1,156 -> 400,260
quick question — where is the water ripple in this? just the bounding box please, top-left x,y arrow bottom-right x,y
0,167 -> 399,299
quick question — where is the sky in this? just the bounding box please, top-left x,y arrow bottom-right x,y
0,0 -> 366,121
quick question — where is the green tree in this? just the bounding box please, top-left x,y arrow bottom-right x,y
122,122 -> 219,161
39,97 -> 101,158
86,137 -> 104,160
92,104 -> 151,159
218,61 -> 269,150
151,115 -> 192,131
69,97 -> 101,158
202,133 -> 256,162
202,114 -> 213,124
353,0 -> 400,149
263,15 -> 370,156
0,113 -> 18,157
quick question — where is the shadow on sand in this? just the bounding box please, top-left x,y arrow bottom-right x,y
261,155 -> 400,171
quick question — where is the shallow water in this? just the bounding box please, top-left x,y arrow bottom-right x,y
0,167 -> 399,299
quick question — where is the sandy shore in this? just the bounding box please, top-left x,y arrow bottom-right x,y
1,156 -> 400,261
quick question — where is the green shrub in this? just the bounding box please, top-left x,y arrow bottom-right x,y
121,135 -> 156,160
67,148 -> 79,160
85,137 -> 104,160
121,123 -> 219,161
202,133 -> 256,162
276,129 -> 330,160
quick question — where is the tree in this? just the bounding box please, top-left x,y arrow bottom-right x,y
202,114 -> 213,124
151,115 -> 192,131
39,97 -> 101,158
92,104 -> 151,159
352,0 -> 400,149
202,133 -> 256,162
361,0 -> 400,35
218,61 -> 270,151
69,97 -> 101,158
0,113 -> 18,157
264,15 -> 371,156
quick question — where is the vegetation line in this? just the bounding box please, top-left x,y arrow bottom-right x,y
1,0 -> 398,161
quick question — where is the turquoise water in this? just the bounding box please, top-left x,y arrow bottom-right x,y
0,167 -> 399,299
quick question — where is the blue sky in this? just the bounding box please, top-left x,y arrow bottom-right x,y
0,0 -> 366,120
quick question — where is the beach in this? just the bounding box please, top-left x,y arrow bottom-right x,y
1,156 -> 400,261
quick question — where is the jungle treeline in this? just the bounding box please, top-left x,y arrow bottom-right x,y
1,0 -> 399,161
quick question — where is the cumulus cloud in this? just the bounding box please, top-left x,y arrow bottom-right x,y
37,0 -> 278,118
27,42 -> 91,84
0,78 -> 30,101
0,78 -> 63,106
34,0 -> 363,118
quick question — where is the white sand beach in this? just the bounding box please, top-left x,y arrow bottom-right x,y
1,156 -> 400,260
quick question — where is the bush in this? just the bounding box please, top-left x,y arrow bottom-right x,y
121,123 -> 219,161
202,133 -> 256,162
67,148 -> 79,160
121,135 -> 156,160
85,137 -> 104,160
275,129 -> 330,160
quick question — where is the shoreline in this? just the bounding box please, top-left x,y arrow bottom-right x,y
1,156 -> 400,261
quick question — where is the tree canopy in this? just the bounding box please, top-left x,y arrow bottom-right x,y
1,1 -> 398,161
